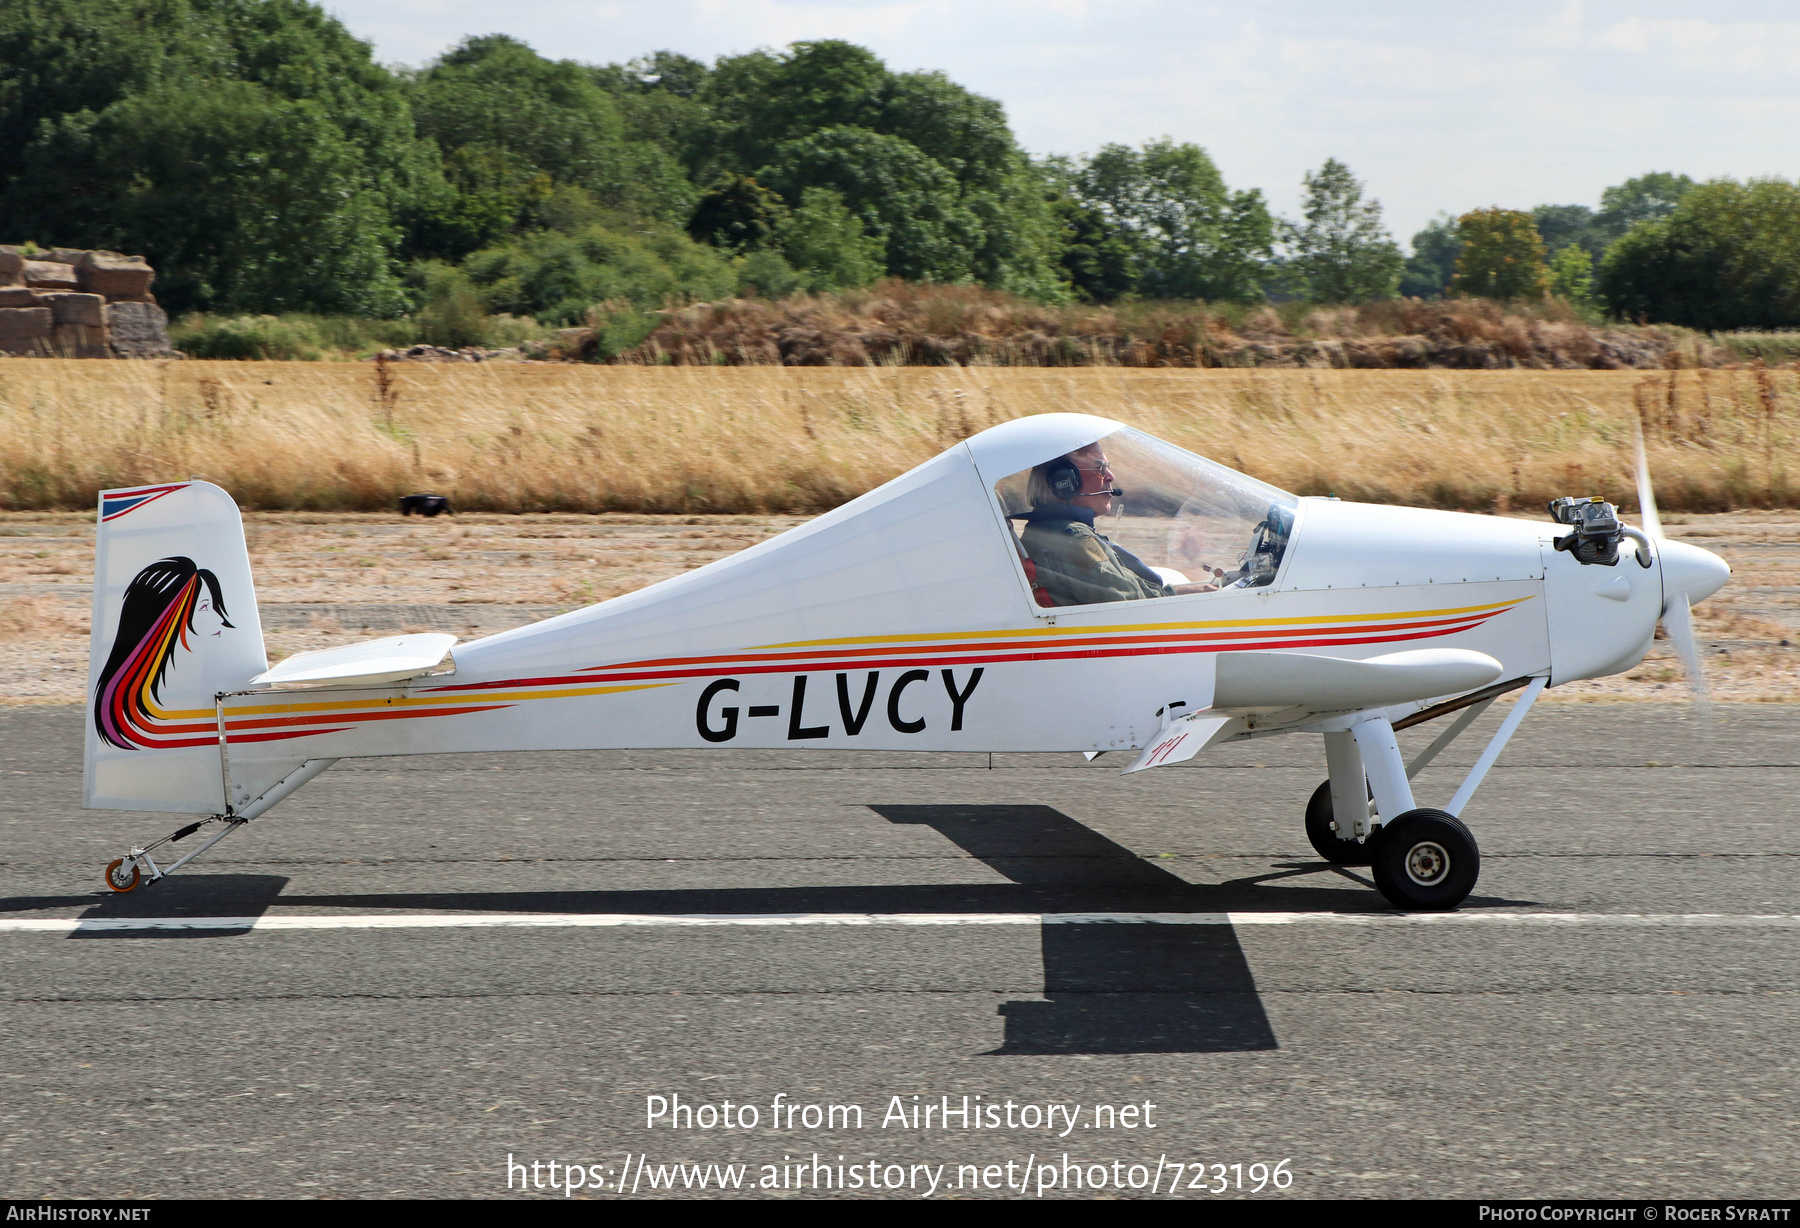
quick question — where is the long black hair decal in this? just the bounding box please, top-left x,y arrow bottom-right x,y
93,556 -> 232,749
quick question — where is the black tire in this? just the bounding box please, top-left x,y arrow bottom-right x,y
1304,780 -> 1373,865
1370,809 -> 1480,911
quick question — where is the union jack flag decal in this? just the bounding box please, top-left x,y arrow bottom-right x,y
100,483 -> 188,522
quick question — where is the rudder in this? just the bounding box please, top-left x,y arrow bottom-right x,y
84,481 -> 295,814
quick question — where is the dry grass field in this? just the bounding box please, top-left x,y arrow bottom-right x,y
0,360 -> 1792,515
2,506 -> 1795,707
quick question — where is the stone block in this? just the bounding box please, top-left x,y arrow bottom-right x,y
77,250 -> 155,301
24,260 -> 78,290
0,307 -> 53,354
45,292 -> 105,326
105,300 -> 172,357
0,287 -> 41,308
0,247 -> 22,278
49,248 -> 87,265
52,321 -> 111,358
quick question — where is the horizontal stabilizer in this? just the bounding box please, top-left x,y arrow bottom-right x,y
1213,648 -> 1503,711
251,633 -> 457,689
1121,712 -> 1234,775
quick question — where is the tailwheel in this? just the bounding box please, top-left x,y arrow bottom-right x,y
104,857 -> 140,893
1304,780 -> 1372,865
1371,809 -> 1479,911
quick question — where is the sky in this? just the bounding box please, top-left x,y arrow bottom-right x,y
323,0 -> 1800,243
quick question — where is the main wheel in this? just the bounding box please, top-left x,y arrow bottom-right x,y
1304,780 -> 1373,865
1370,809 -> 1479,911
104,857 -> 140,893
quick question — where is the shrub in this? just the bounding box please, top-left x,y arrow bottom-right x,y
173,314 -> 333,361
738,249 -> 805,300
409,261 -> 491,348
1548,244 -> 1594,307
774,186 -> 885,290
464,219 -> 738,323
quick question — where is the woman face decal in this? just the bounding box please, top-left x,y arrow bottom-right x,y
92,557 -> 234,750
192,592 -> 228,638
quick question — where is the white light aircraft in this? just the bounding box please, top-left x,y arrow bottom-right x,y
86,413 -> 1729,910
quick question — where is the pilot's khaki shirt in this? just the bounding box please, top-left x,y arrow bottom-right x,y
1021,513 -> 1173,606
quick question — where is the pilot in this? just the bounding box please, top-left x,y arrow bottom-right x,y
1020,443 -> 1216,606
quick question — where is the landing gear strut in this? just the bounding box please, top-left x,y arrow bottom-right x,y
99,754 -> 337,894
1303,676 -> 1547,912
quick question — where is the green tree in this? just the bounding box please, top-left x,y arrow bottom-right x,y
1071,138 -> 1273,301
696,41 -> 886,179
405,34 -> 695,244
773,187 -> 884,290
1283,158 -> 1402,303
594,51 -> 715,175
1532,204 -> 1606,259
758,125 -> 981,283
0,0 -> 435,201
1596,172 -> 1696,239
874,70 -> 1017,194
1451,209 -> 1550,300
690,41 -> 1060,297
686,175 -> 787,252
0,0 -> 439,314
1599,177 -> 1800,329
601,50 -> 711,99
9,80 -> 407,315
1548,243 -> 1594,305
1050,191 -> 1137,303
1399,214 -> 1460,299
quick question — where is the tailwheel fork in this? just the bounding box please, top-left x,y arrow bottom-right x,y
99,757 -> 339,893
101,814 -> 247,893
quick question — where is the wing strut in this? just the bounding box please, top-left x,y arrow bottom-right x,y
1444,677 -> 1547,817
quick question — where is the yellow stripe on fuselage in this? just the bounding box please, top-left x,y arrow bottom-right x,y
760,597 -> 1527,649
153,682 -> 672,722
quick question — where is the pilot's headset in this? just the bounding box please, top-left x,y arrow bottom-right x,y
1045,456 -> 1084,501
1045,454 -> 1120,503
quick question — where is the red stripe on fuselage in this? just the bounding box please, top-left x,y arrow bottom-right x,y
420,616 -> 1494,696
569,610 -> 1506,677
425,611 -> 1504,695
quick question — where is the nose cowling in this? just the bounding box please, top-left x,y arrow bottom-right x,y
1658,539 -> 1731,611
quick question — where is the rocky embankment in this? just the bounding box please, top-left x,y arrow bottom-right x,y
574,291 -> 1706,369
0,246 -> 173,358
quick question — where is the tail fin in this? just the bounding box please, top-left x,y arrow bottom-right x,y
84,481 -> 290,814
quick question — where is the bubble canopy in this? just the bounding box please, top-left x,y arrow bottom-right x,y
989,424 -> 1301,607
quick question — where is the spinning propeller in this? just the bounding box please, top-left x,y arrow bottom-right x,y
1634,423 -> 1729,729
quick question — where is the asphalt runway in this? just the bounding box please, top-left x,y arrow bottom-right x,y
2,701 -> 1796,1200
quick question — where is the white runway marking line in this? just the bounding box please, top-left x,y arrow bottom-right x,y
2,911 -> 1800,934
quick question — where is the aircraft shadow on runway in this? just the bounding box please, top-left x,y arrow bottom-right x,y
871,804 -> 1278,1056
28,804 -> 1290,1054
9,874 -> 292,938
20,803 -> 1538,1054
